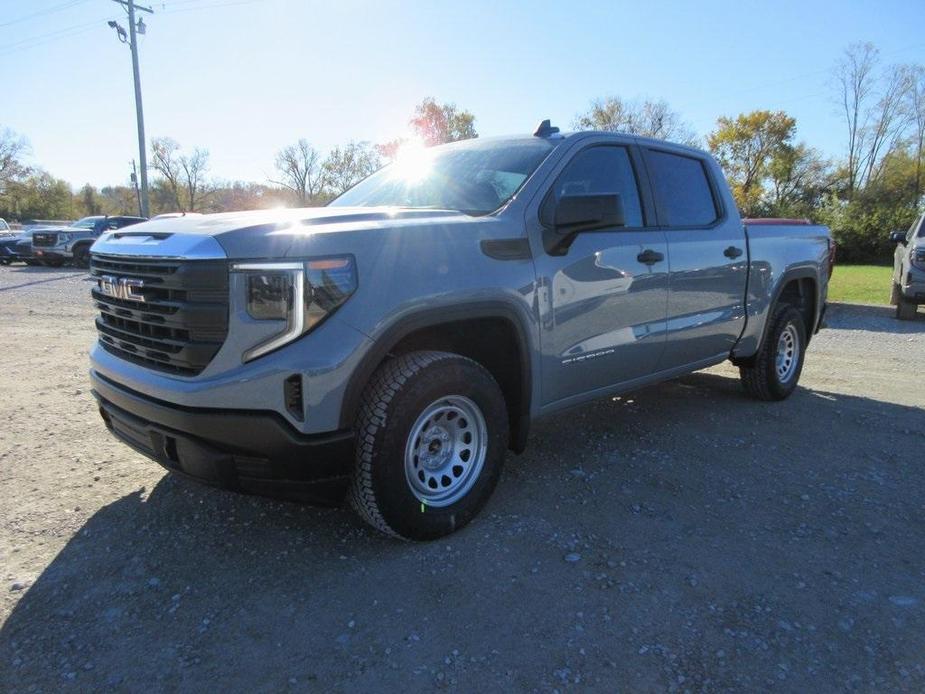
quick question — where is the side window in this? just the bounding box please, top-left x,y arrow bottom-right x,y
647,150 -> 719,227
553,146 -> 644,227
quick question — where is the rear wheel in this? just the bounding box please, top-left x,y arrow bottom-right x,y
896,294 -> 918,320
349,351 -> 508,541
739,304 -> 807,401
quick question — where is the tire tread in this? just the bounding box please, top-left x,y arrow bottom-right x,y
348,350 -> 483,540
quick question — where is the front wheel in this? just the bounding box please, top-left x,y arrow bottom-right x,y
739,304 -> 807,401
349,351 -> 508,541
896,294 -> 918,320
72,245 -> 91,268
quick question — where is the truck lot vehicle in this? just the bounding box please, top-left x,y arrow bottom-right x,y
89,124 -> 832,539
32,215 -> 146,267
0,229 -> 41,265
890,214 -> 924,320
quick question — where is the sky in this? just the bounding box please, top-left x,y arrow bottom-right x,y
1,0 -> 924,189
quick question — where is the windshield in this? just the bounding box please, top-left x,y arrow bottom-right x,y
70,217 -> 100,229
330,138 -> 556,215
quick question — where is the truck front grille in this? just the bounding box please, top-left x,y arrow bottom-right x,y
90,253 -> 229,376
32,232 -> 58,247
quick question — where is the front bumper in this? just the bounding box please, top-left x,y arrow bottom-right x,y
91,370 -> 354,504
33,248 -> 69,260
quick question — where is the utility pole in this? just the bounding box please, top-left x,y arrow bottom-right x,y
130,160 -> 142,217
108,0 -> 153,218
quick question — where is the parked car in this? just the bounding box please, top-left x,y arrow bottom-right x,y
890,214 -> 924,320
31,215 -> 146,267
0,229 -> 43,265
88,122 -> 833,540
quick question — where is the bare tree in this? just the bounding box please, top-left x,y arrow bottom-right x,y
0,127 -> 30,195
832,43 -> 914,196
907,65 -> 925,203
322,142 -> 380,196
180,147 -> 211,212
833,42 -> 878,197
150,137 -> 184,210
861,65 -> 913,186
272,139 -> 324,204
149,137 -> 212,212
573,96 -> 699,146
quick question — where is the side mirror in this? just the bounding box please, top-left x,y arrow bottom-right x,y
890,230 -> 907,245
554,193 -> 625,233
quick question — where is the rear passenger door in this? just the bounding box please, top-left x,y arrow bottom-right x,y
642,148 -> 748,370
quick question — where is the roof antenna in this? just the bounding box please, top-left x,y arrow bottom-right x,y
533,119 -> 560,137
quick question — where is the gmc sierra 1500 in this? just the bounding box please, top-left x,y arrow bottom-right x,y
88,122 -> 832,540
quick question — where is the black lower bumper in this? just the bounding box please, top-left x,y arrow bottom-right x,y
91,371 -> 354,504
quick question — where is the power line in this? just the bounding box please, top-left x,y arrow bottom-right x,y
0,18 -> 109,57
0,0 -> 91,29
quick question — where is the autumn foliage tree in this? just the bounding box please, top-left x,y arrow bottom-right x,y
707,111 -> 800,216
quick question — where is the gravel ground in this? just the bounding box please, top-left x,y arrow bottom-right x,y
1,263 -> 924,692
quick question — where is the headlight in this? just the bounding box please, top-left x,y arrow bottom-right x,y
232,256 -> 357,362
912,247 -> 925,271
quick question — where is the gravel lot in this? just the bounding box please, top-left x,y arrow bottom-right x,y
1,263 -> 923,692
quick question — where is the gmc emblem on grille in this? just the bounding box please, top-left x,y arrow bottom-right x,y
100,275 -> 145,302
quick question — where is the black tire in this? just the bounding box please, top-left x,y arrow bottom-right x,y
890,282 -> 901,306
349,350 -> 509,541
896,295 -> 918,320
72,244 -> 91,268
739,304 -> 807,401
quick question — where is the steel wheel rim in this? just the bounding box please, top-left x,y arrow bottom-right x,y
404,395 -> 488,507
776,323 -> 799,383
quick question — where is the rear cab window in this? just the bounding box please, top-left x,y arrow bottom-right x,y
646,150 -> 719,227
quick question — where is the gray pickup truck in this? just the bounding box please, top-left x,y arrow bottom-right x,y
88,122 -> 833,540
890,214 -> 924,320
32,215 -> 146,267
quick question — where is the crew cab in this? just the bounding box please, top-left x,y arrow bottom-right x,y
32,215 -> 146,267
88,123 -> 832,540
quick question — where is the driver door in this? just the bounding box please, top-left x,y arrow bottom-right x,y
529,143 -> 669,409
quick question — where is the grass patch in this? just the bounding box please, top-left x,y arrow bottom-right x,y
828,264 -> 893,305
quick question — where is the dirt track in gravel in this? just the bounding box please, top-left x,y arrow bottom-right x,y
1,263 -> 924,692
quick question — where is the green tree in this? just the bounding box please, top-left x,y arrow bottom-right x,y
78,183 -> 103,216
764,144 -> 832,218
573,96 -> 698,146
322,142 -> 380,195
818,149 -> 920,262
410,98 -> 477,146
2,172 -> 75,220
707,110 -> 797,216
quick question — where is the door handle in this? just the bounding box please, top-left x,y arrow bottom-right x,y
637,249 -> 664,265
724,246 -> 743,259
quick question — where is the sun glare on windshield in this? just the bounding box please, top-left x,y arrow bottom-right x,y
387,141 -> 434,184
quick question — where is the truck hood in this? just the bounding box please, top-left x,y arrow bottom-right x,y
91,207 -> 483,259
